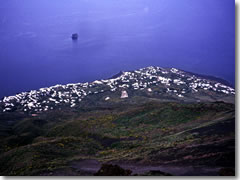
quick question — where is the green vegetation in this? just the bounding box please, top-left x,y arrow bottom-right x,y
0,101 -> 235,175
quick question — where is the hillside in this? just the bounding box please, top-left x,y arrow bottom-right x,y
0,66 -> 235,176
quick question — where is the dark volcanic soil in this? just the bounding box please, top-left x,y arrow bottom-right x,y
43,159 -> 222,176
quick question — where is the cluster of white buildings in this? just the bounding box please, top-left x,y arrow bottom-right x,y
0,66 -> 235,113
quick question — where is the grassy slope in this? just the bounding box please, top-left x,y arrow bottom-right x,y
0,101 -> 235,175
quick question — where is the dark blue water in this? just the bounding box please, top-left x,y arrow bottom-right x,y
0,0 -> 235,98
